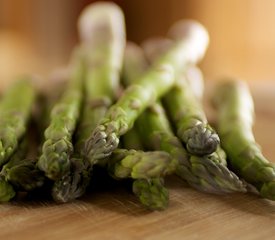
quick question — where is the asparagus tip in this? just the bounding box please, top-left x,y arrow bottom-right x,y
133,178 -> 169,211
168,19 -> 209,62
260,181 -> 275,200
85,124 -> 119,165
37,155 -> 70,181
182,124 -> 220,156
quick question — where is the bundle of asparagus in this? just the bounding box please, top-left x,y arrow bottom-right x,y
121,42 -> 246,194
0,1 -> 273,210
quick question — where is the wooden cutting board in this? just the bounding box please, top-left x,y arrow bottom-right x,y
1,82 -> 275,240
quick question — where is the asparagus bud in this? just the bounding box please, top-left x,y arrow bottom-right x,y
133,178 -> 169,211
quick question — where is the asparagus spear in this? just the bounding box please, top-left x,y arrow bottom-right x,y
142,36 -> 219,156
212,79 -> 275,200
164,81 -> 220,156
0,79 -> 35,167
76,1 -> 126,156
84,20 -> 209,164
52,2 -> 126,202
37,52 -> 84,180
123,42 -> 246,194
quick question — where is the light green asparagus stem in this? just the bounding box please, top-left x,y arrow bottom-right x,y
0,79 -> 35,167
142,36 -> 219,156
52,2 -> 126,202
120,41 -> 148,151
78,1 -> 125,106
37,52 -> 84,180
124,42 -> 246,194
133,178 -> 169,211
84,20 -> 209,164
212,79 -> 275,200
142,37 -> 205,101
121,125 -> 144,151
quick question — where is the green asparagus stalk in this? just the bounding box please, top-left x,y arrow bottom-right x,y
84,20 -> 209,164
123,42 -> 246,194
142,37 -> 205,101
0,79 -> 35,167
212,79 -> 275,200
51,2 -> 126,202
37,51 -> 84,180
142,36 -> 219,156
121,128 -> 144,151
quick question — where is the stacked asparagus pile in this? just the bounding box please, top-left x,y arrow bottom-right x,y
0,1 -> 274,210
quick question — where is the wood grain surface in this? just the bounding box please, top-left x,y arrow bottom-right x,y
1,83 -> 275,240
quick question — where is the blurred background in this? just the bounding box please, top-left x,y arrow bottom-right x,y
1,0 -> 275,89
